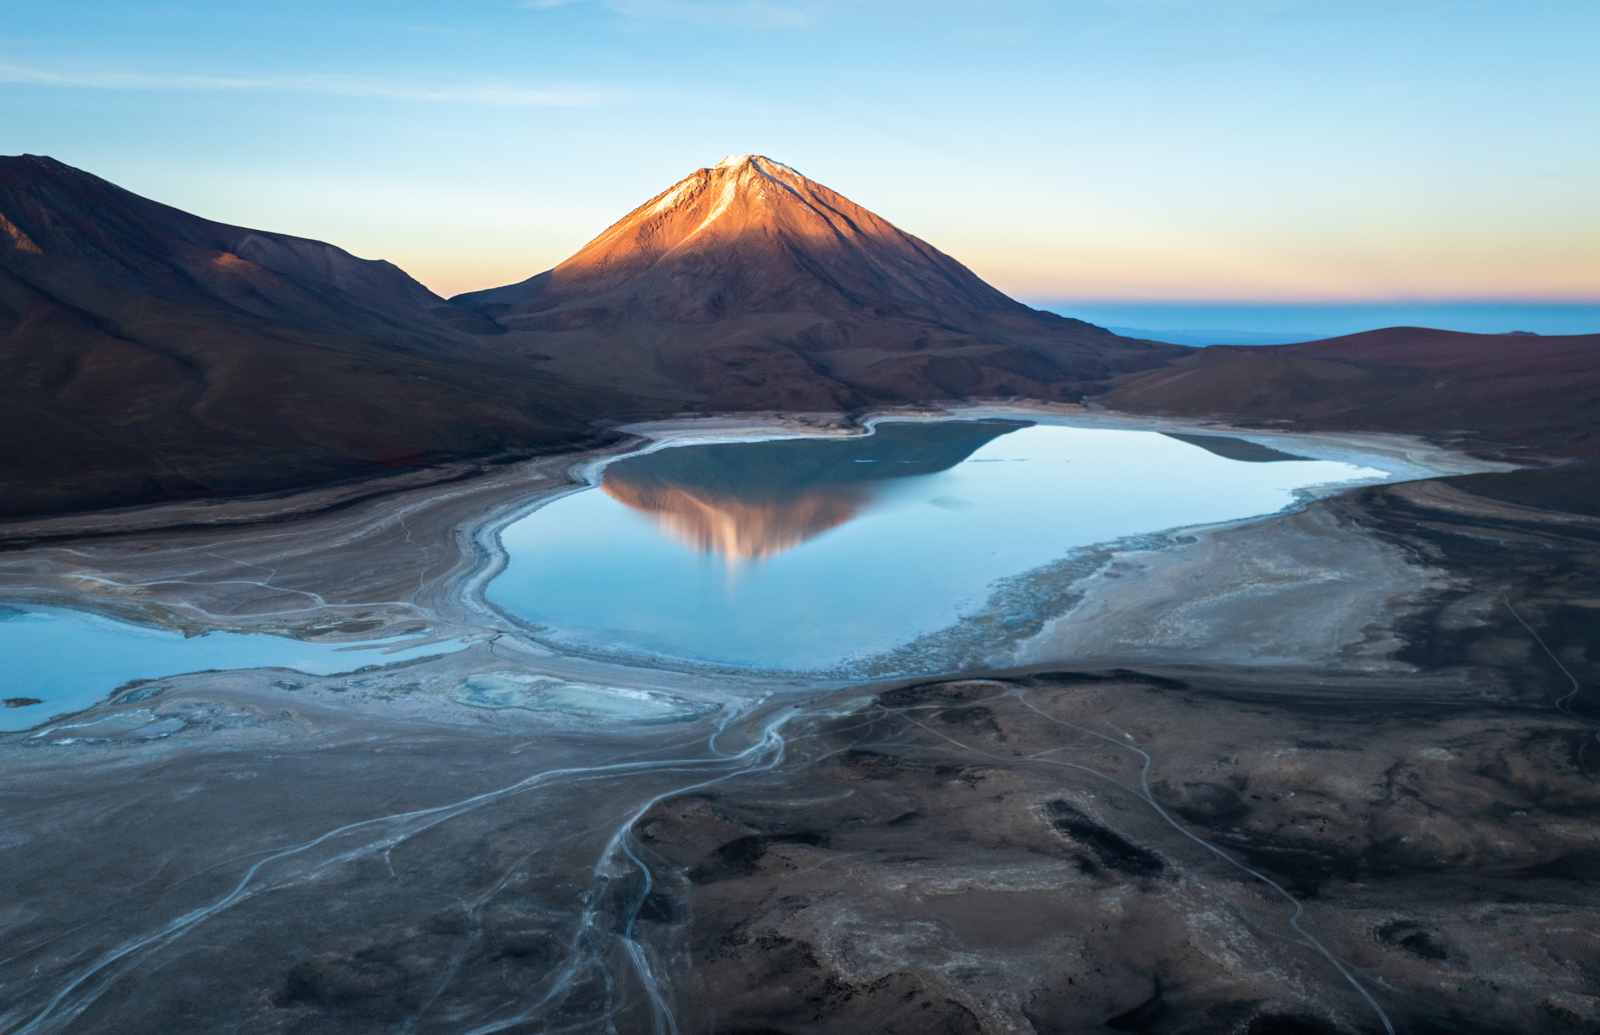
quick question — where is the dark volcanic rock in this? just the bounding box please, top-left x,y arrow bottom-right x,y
692,831 -> 829,884
1045,800 -> 1166,877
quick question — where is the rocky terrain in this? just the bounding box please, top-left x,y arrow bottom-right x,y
637,475 -> 1600,1035
0,413 -> 1596,1035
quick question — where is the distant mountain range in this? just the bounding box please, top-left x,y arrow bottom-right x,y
1,153 -> 1595,517
1105,326 -> 1600,459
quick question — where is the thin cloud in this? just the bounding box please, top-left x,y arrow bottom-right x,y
0,63 -> 610,107
522,0 -> 824,30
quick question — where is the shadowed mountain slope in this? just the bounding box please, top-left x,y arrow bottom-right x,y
450,156 -> 1186,409
0,155 -> 648,517
1103,326 -> 1600,458
0,155 -> 495,348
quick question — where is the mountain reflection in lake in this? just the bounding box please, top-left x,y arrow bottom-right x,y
488,421 -> 1390,671
599,421 -> 1021,560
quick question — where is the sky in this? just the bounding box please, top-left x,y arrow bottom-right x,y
4,0 -> 1597,334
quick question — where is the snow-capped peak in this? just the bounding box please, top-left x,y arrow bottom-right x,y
711,155 -> 800,178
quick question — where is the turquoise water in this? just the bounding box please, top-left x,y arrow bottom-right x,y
0,607 -> 469,732
488,421 -> 1389,671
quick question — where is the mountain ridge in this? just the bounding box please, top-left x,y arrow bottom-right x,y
0,154 -> 458,341
4,151 -> 1592,521
0,154 -> 642,517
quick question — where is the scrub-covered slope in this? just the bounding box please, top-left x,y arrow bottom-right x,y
0,155 -> 639,517
450,156 -> 1185,410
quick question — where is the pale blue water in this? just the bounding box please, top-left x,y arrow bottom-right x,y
0,607 -> 469,732
1,422 -> 1396,731
488,422 -> 1390,671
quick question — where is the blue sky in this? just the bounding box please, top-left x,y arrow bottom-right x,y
4,0 -> 1596,331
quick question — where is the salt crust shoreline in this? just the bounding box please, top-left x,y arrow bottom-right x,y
0,403 -> 1518,729
0,401 -> 1510,546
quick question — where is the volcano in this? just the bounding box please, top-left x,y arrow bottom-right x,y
449,156 -> 1184,409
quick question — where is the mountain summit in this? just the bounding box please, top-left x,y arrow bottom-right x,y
451,157 -> 1183,409
474,155 -> 1038,321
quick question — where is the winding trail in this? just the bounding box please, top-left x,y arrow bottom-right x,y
1505,597 -> 1597,777
875,682 -> 1398,1035
3,703 -> 802,1035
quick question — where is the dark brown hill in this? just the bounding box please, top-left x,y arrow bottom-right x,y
1102,326 -> 1600,457
0,155 -> 487,346
0,155 -> 644,517
449,155 -> 1186,409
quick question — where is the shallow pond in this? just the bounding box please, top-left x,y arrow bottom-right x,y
488,420 -> 1392,672
0,607 -> 469,732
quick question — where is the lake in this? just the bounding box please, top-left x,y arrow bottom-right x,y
487,420 -> 1390,672
1,419 -> 1397,730
0,607 -> 469,732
